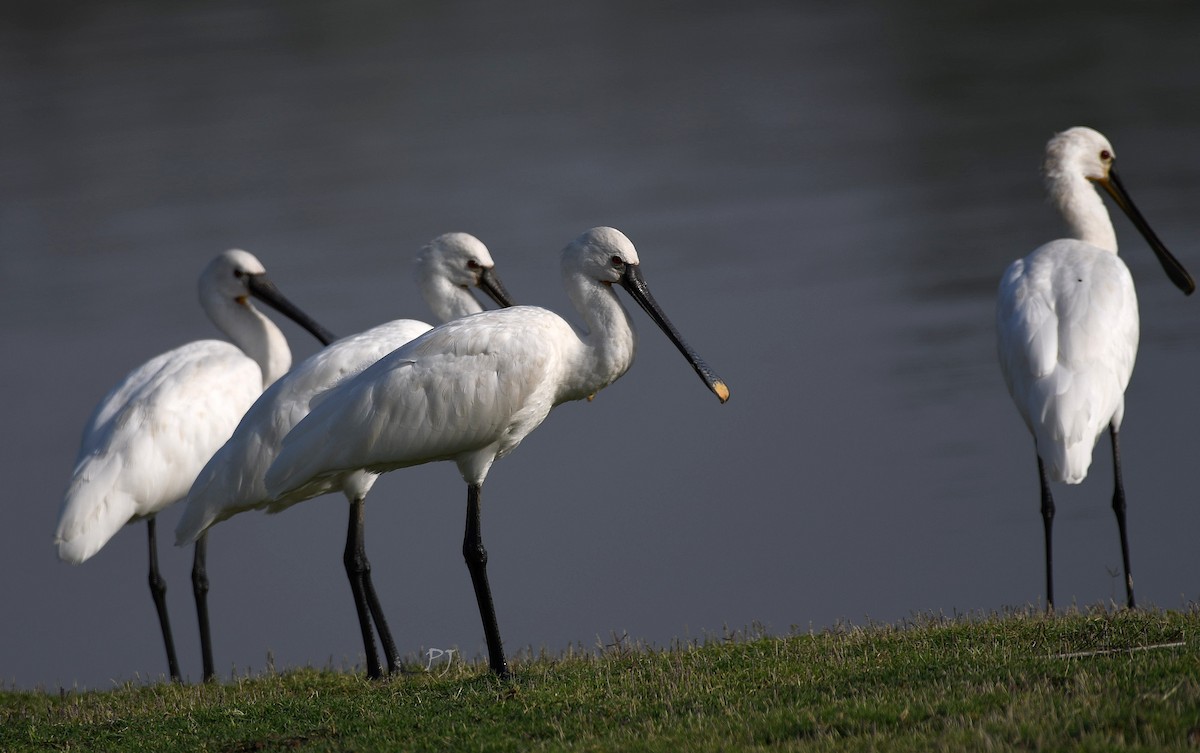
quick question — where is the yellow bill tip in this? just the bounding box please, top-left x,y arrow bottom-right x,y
714,381 -> 730,403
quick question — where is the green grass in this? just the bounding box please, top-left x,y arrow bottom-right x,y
4,607 -> 1199,752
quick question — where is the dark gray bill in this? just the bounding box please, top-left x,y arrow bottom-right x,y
619,264 -> 729,403
1103,168 -> 1195,295
246,274 -> 338,346
478,267 -> 516,308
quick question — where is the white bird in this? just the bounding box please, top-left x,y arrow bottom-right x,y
263,227 -> 728,677
55,249 -> 334,682
175,232 -> 514,679
996,126 -> 1193,611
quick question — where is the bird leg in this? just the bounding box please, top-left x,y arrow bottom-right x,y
463,483 -> 510,678
191,532 -> 215,682
363,573 -> 400,674
1037,456 -> 1056,613
146,517 -> 182,682
1109,426 -> 1136,609
344,499 -> 383,679
353,497 -> 400,674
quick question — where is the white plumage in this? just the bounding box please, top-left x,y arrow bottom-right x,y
997,235 -> 1138,484
175,320 -> 429,534
173,233 -> 514,679
996,126 -> 1193,610
176,233 -> 512,539
264,226 -> 728,678
58,341 -> 266,564
55,249 -> 333,681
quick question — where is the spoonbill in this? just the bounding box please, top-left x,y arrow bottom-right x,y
263,227 -> 728,677
175,232 -> 514,679
55,249 -> 335,682
996,126 -> 1193,611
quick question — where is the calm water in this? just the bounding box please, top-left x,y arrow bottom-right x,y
4,1 -> 1200,689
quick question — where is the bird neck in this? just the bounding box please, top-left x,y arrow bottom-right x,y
561,273 -> 637,401
205,297 -> 293,388
419,269 -> 484,323
1051,171 -> 1119,253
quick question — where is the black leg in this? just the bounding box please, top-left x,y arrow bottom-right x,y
1110,426 -> 1136,609
1037,455 -> 1056,613
345,498 -> 382,679
361,561 -> 400,674
463,482 -> 510,678
192,532 -> 215,682
351,495 -> 399,674
146,517 -> 181,682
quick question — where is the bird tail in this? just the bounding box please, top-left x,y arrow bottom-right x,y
55,455 -> 139,564
174,480 -> 221,546
1033,370 -> 1114,485
1037,438 -> 1094,485
174,446 -> 261,546
263,425 -> 331,502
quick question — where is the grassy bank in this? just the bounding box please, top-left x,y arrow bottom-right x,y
3,607 -> 1198,751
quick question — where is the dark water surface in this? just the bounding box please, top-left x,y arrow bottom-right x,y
4,1 -> 1200,689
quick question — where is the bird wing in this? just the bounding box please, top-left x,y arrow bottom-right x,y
996,241 -> 1138,482
176,319 -> 434,543
264,307 -> 566,506
57,340 -> 263,563
997,255 -> 1056,407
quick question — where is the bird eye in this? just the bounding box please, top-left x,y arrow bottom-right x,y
466,259 -> 480,270
233,269 -> 246,279
1100,149 -> 1113,162
611,256 -> 624,268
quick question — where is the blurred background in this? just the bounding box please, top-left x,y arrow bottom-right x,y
3,0 -> 1200,690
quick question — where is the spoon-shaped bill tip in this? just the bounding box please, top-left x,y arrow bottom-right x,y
713,380 -> 730,403
681,353 -> 730,403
